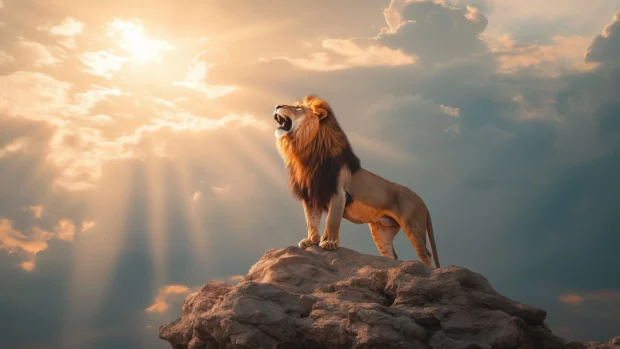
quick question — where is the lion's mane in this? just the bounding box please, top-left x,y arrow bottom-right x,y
277,95 -> 361,211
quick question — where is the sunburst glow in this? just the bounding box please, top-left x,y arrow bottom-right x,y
107,19 -> 175,64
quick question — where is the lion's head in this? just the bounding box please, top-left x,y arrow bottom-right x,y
273,95 -> 348,157
273,95 -> 327,139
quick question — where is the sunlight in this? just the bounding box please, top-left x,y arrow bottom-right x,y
107,19 -> 175,65
144,157 -> 169,299
172,159 -> 214,272
62,164 -> 135,347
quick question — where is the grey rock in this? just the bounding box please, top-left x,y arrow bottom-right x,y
159,246 -> 619,349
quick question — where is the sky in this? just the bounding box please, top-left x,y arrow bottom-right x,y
0,0 -> 619,348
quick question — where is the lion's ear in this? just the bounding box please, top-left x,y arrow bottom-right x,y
314,107 -> 328,120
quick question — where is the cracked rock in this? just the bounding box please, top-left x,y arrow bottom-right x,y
159,246 -> 619,349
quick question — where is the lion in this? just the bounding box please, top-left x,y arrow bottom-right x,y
273,95 -> 440,268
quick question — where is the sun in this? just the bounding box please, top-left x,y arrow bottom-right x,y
107,19 -> 175,64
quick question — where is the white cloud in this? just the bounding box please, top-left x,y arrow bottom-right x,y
323,38 -> 417,66
173,60 -> 238,98
382,0 -> 408,33
260,38 -> 416,72
48,17 -> 84,37
79,50 -> 127,78
19,40 -> 62,67
440,104 -> 460,117
0,72 -> 71,122
0,72 -> 123,123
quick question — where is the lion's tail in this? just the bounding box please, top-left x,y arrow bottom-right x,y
427,211 -> 440,268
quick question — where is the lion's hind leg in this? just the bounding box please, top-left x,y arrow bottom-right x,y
369,220 -> 400,260
400,218 -> 433,268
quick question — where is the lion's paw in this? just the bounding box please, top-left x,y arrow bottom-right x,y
298,237 -> 320,249
319,239 -> 340,251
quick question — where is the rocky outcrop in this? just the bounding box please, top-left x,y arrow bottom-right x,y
159,246 -> 620,349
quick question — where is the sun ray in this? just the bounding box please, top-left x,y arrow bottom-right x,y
227,130 -> 289,192
144,156 -> 169,298
169,157 -> 214,274
61,162 -> 135,347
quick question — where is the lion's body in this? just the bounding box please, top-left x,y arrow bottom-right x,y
274,95 -> 440,268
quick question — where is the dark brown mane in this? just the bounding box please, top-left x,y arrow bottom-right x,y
277,95 -> 361,211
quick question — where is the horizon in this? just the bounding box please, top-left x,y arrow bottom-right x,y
1,0 -> 619,348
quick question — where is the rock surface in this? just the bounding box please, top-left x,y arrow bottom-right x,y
159,246 -> 620,349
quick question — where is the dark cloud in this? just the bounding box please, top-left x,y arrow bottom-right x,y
379,0 -> 488,65
585,12 -> 620,64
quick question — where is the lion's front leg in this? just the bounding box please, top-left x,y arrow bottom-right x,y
320,189 -> 346,251
299,200 -> 321,249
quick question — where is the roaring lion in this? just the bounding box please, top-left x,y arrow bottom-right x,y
273,95 -> 440,268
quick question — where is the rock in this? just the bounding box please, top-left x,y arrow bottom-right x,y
159,246 -> 620,349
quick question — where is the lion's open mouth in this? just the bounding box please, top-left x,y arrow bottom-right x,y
275,114 -> 292,132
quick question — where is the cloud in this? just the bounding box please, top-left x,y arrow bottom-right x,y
259,38 -> 416,72
0,72 -> 71,122
53,110 -> 266,190
29,205 -> 43,219
489,34 -> 600,74
47,17 -> 85,37
0,218 -> 51,270
0,137 -> 27,158
2,65 -> 269,193
378,1 -> 488,65
55,219 -> 76,241
18,40 -> 62,67
173,58 -> 238,98
382,0 -> 408,33
440,104 -> 460,117
560,290 -> 620,306
585,12 -> 620,64
78,50 -> 127,78
560,294 -> 585,305
80,220 -> 96,233
1,78 -> 121,125
145,284 -> 191,313
0,217 -> 94,271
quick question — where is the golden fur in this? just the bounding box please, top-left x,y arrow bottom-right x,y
274,95 -> 440,268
